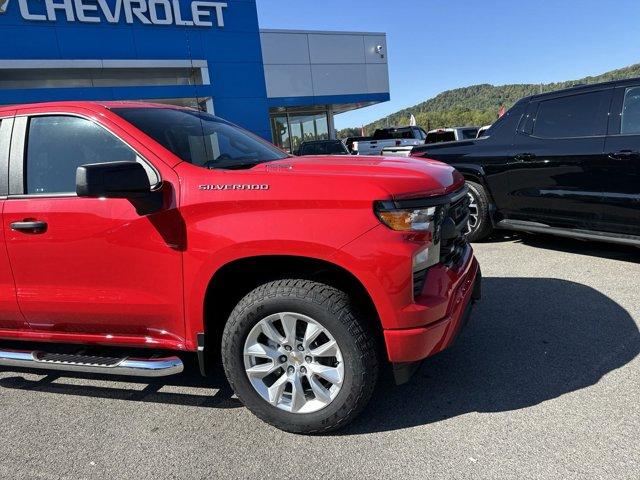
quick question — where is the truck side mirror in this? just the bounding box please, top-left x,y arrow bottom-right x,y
76,161 -> 163,215
76,161 -> 150,198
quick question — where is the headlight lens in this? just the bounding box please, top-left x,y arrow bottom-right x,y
376,206 -> 438,232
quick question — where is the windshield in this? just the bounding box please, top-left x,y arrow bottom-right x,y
112,108 -> 288,170
373,128 -> 414,140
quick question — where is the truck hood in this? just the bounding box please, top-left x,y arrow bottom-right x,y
262,155 -> 465,199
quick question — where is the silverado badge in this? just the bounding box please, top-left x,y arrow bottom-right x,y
199,184 -> 270,191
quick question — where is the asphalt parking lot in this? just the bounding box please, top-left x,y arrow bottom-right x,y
0,234 -> 638,480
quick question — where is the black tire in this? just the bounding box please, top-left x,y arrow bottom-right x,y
221,279 -> 379,434
466,180 -> 493,242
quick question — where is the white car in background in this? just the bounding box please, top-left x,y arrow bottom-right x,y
352,126 -> 427,155
381,126 -> 481,157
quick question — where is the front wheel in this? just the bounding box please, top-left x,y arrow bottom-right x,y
465,181 -> 493,242
221,279 -> 379,434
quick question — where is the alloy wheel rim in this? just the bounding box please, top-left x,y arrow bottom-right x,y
243,312 -> 345,414
467,192 -> 479,232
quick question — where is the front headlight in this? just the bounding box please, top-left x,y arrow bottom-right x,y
375,205 -> 438,232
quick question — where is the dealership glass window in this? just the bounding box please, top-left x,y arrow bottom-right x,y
269,112 -> 330,153
621,87 -> 640,134
533,91 -> 609,138
24,116 -> 154,195
270,116 -> 290,151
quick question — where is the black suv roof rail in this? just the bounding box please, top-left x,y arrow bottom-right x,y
529,76 -> 640,102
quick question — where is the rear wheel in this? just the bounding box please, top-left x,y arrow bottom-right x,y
221,279 -> 379,434
465,180 -> 493,242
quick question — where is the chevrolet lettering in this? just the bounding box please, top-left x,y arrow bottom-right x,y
13,0 -> 227,27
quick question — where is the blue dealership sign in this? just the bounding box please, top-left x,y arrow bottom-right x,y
0,0 -> 272,139
9,0 -> 228,27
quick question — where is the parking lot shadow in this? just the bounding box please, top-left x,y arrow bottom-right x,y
0,354 -> 241,409
0,277 -> 637,432
341,277 -> 640,435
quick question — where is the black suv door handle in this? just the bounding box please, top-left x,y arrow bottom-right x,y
609,150 -> 640,160
10,221 -> 48,234
515,153 -> 537,161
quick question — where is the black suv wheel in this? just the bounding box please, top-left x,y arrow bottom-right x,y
466,181 -> 493,242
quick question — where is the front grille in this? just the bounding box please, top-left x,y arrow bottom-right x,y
440,236 -> 468,266
449,195 -> 471,225
394,186 -> 471,300
438,191 -> 471,266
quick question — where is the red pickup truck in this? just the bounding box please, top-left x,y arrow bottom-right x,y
0,102 -> 480,433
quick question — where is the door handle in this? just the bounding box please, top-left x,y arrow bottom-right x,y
609,150 -> 640,160
515,153 -> 537,161
10,221 -> 48,234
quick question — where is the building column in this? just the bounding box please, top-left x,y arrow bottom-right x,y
205,98 -> 215,114
327,107 -> 336,140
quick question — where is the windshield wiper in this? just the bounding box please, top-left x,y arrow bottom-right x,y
210,160 -> 268,170
219,162 -> 261,170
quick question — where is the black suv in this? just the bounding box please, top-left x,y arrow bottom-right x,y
411,78 -> 640,246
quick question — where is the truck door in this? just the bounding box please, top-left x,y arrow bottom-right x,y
499,88 -> 612,230
3,108 -> 185,346
0,113 -> 27,331
600,85 -> 640,237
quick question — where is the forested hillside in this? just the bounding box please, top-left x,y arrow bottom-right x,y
339,63 -> 640,138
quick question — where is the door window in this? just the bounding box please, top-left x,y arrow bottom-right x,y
519,102 -> 539,135
620,87 -> 640,134
25,116 -> 156,195
533,91 -> 610,138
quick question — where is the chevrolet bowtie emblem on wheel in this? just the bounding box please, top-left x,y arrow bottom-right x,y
0,0 -> 9,14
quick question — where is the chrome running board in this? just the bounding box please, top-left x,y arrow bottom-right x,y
0,349 -> 184,377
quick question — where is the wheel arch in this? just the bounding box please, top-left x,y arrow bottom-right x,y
452,164 -> 489,188
454,164 -> 499,222
200,255 -> 384,369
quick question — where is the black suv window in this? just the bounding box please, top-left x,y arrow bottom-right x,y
25,116 -> 152,195
621,86 -> 640,134
533,91 -> 609,138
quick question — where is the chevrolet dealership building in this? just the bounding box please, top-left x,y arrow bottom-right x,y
0,0 -> 390,151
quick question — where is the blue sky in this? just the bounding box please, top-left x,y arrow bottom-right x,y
257,0 -> 640,130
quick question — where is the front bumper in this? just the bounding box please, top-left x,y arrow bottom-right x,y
384,250 -> 481,364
